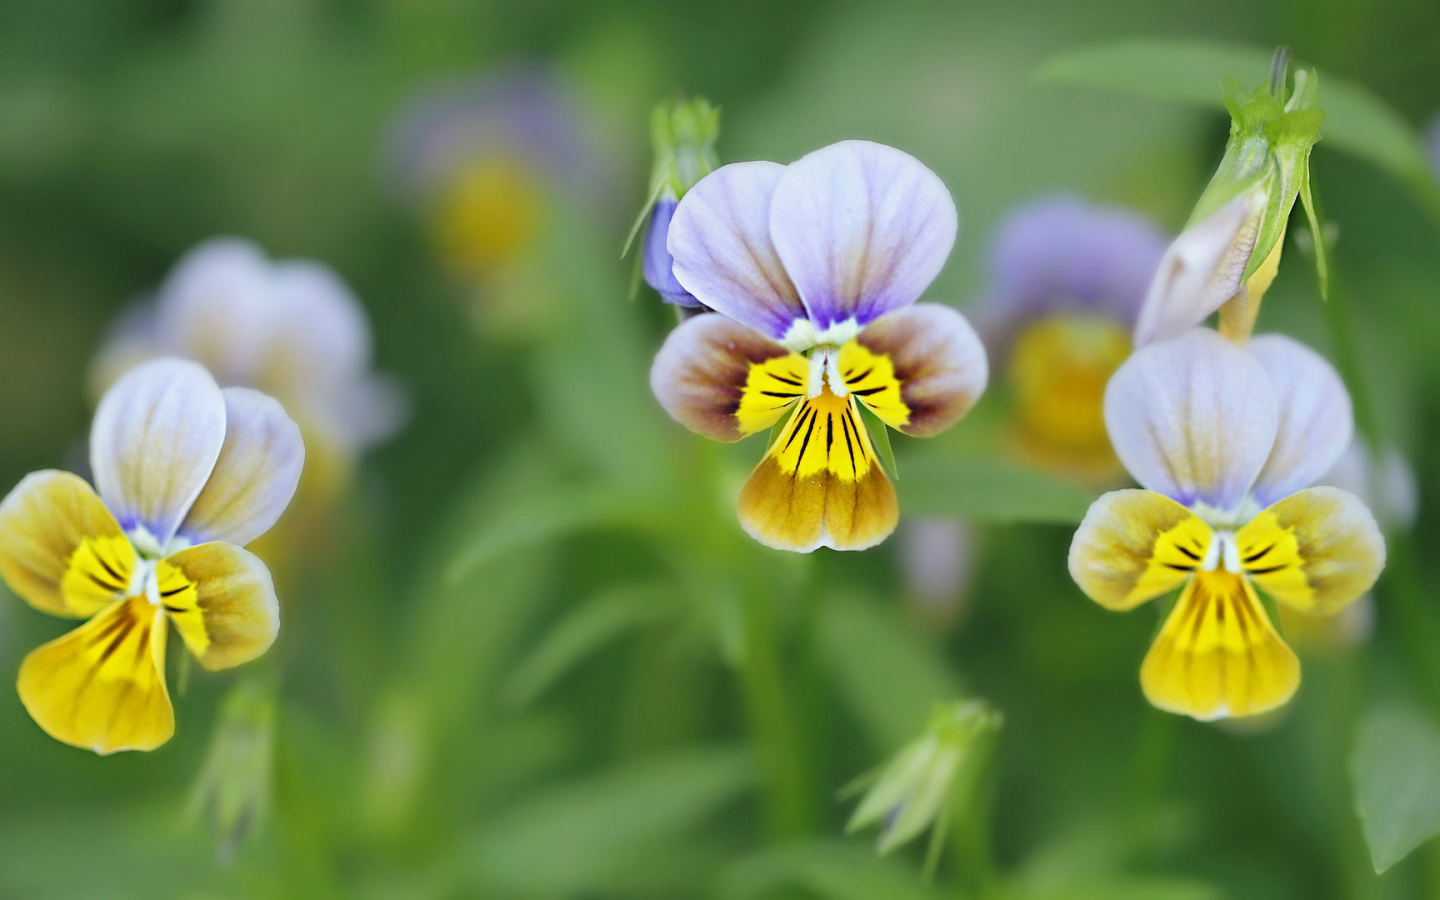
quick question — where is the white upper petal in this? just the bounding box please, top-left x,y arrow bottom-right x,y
155,238 -> 277,385
1104,328 -> 1278,513
1132,190 -> 1264,347
178,387 -> 305,547
90,357 -> 228,546
1247,334 -> 1353,507
769,140 -> 957,331
268,261 -> 374,391
667,161 -> 809,342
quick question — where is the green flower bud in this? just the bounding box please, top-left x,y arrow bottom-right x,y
845,700 -> 1002,855
1135,47 -> 1328,347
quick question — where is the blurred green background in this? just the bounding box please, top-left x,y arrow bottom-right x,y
0,0 -> 1438,898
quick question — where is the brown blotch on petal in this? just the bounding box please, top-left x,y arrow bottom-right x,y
652,314 -> 794,442
857,304 -> 987,437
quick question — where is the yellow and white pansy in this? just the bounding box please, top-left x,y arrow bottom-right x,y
90,238 -> 403,501
1068,328 -> 1384,720
650,140 -> 988,552
0,358 -> 303,753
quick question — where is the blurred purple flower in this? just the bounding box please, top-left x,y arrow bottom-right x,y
385,63 -> 593,206
977,195 -> 1169,354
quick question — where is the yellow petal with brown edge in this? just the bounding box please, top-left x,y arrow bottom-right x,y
1140,569 -> 1299,721
651,313 -> 808,442
1068,489 -> 1212,611
737,388 -> 897,552
1236,486 -> 1385,616
17,596 -> 174,754
0,470 -> 135,618
162,542 -> 279,671
847,304 -> 988,437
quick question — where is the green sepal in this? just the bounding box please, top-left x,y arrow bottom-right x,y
857,403 -> 899,482
1190,54 -> 1325,288
1298,154 -> 1330,300
622,97 -> 721,261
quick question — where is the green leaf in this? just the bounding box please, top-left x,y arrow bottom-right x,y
897,454 -> 1096,524
467,746 -> 755,893
445,484 -> 666,584
820,592 -> 963,751
1036,39 -> 1440,221
503,583 -> 678,708
1352,706 -> 1440,872
858,403 -> 899,480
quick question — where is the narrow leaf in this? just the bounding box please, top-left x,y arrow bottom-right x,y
857,403 -> 899,481
504,584 -> 677,708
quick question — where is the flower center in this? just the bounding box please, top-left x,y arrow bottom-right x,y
1007,314 -> 1130,469
806,345 -> 849,399
1199,530 -> 1242,573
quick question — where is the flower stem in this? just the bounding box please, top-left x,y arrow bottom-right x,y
740,575 -> 816,839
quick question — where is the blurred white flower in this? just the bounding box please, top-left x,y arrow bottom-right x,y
91,238 -> 406,495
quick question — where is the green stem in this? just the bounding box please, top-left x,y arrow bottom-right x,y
948,725 -> 1000,898
739,574 -> 815,839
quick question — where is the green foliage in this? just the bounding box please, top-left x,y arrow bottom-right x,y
897,454 -> 1096,524
1352,706 -> 1440,872
1036,39 -> 1440,221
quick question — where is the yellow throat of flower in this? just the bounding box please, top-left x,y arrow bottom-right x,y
1007,314 -> 1131,481
430,154 -> 546,279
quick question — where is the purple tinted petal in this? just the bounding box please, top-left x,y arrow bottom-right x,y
1104,328 -> 1277,512
385,63 -> 592,202
667,162 -> 808,341
769,141 -> 956,330
642,198 -> 701,307
979,195 -> 1170,347
1247,334 -> 1352,507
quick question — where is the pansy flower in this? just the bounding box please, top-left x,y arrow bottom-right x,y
1068,328 -> 1384,720
0,358 -> 303,753
90,238 -> 403,502
651,140 -> 988,552
976,195 -> 1168,480
385,64 -> 594,282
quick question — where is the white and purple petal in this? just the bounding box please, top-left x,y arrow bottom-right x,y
668,161 -> 809,341
1246,334 -> 1352,507
90,358 -> 228,546
854,303 -> 988,437
154,238 -> 277,386
178,388 -> 305,547
1104,328 -> 1277,512
769,140 -> 957,332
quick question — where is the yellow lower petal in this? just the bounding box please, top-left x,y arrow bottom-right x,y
738,389 -> 897,552
17,597 -> 174,754
1069,489 -> 1212,611
1140,570 -> 1299,721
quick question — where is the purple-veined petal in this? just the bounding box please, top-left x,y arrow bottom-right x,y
769,140 -> 957,332
91,358 -> 228,547
1104,328 -> 1277,512
1246,334 -> 1352,507
667,161 -> 809,341
179,388 -> 305,547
